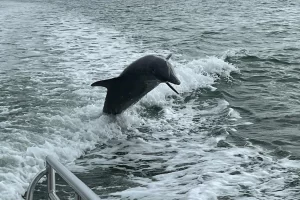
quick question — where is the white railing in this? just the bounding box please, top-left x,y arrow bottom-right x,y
26,155 -> 101,200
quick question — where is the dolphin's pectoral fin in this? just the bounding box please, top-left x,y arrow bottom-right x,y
91,77 -> 121,88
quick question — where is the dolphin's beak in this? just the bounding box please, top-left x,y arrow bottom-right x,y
166,82 -> 179,94
168,72 -> 181,85
166,70 -> 180,94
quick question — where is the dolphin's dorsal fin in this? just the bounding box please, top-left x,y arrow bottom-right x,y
91,77 -> 120,88
166,53 -> 172,60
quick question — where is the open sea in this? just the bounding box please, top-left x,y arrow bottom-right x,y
1,0 -> 300,199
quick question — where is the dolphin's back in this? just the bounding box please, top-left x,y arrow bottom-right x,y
120,55 -> 156,77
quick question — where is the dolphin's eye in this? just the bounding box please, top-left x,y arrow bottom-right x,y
151,68 -> 156,73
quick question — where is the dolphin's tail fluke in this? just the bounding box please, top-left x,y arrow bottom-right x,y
91,77 -> 120,88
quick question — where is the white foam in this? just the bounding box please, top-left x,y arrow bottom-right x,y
2,2 -> 300,200
109,138 -> 300,200
228,108 -> 242,120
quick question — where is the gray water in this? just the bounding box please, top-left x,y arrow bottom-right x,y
1,0 -> 300,199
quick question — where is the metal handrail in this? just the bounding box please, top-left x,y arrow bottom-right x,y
26,155 -> 101,200
25,169 -> 47,200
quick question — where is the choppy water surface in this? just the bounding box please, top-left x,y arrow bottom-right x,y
1,0 -> 300,199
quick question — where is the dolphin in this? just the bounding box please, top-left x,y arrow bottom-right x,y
91,54 -> 181,115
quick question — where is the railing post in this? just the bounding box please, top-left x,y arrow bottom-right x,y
75,193 -> 82,200
47,162 -> 60,200
47,165 -> 56,194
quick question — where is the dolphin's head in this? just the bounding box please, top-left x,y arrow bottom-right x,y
149,56 -> 181,85
148,55 -> 181,94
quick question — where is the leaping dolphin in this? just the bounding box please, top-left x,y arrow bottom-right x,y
91,54 -> 181,115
